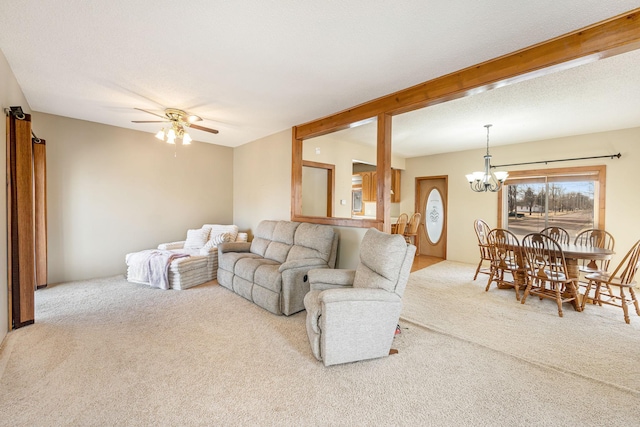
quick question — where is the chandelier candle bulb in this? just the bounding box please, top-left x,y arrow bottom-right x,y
466,124 -> 509,192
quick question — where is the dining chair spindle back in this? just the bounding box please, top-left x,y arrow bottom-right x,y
486,228 -> 526,301
395,213 -> 408,235
541,226 -> 571,245
404,213 -> 421,254
521,233 -> 580,317
473,219 -> 492,280
582,239 -> 640,324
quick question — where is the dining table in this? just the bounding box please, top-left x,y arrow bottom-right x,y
512,242 -> 615,311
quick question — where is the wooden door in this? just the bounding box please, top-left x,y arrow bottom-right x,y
7,111 -> 36,328
416,176 -> 448,258
362,172 -> 372,201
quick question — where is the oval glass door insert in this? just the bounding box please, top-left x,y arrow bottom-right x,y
425,188 -> 444,244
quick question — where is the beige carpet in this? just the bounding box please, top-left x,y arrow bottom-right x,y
0,267 -> 638,426
402,261 -> 640,395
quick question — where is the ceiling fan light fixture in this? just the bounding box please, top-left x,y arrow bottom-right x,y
133,107 -> 218,143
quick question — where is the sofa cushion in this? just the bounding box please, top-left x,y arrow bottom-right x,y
218,251 -> 261,272
353,230 -> 408,292
250,220 -> 278,257
184,228 -> 209,249
254,264 -> 283,293
203,224 -> 239,243
235,257 -> 280,282
287,222 -> 336,263
203,232 -> 232,249
263,221 -> 299,263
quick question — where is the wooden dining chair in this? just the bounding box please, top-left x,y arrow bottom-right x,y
573,229 -> 615,274
581,239 -> 640,324
573,228 -> 615,299
520,233 -> 580,317
404,213 -> 421,253
486,228 -> 527,301
540,226 -> 570,244
473,219 -> 492,280
394,213 -> 408,235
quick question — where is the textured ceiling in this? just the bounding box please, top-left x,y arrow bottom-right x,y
0,1 -> 639,155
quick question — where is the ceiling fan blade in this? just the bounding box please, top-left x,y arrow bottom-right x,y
131,120 -> 169,123
189,123 -> 219,134
134,107 -> 168,120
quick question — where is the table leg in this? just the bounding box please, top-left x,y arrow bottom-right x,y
565,258 -> 581,311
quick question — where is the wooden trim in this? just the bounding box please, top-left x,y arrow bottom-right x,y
8,113 -> 35,328
291,129 -> 303,220
497,165 -> 606,230
291,9 -> 639,230
294,9 -> 640,140
377,114 -> 392,232
33,139 -> 47,288
6,114 -> 12,329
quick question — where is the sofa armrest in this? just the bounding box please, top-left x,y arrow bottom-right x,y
319,288 -> 400,304
308,268 -> 355,291
158,241 -> 185,250
218,241 -> 251,254
199,246 -> 218,256
278,258 -> 328,273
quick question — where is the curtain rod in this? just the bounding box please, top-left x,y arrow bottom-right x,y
491,153 -> 621,169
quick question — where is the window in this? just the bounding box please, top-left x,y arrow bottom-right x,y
497,166 -> 606,241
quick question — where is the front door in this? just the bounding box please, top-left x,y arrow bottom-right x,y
416,176 -> 448,258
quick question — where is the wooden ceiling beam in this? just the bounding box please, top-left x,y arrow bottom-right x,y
294,9 -> 640,140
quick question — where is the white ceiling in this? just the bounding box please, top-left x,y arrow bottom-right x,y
0,1 -> 639,155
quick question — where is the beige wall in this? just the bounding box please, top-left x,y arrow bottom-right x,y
1,49 -> 31,339
403,127 -> 640,268
34,112 -> 234,284
232,130 -> 292,236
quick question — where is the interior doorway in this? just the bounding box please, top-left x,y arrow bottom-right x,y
416,176 -> 448,259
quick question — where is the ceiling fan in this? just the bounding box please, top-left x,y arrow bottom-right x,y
132,107 -> 219,144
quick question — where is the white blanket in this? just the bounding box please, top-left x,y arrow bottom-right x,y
126,250 -> 189,289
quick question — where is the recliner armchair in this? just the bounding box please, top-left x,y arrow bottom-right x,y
303,228 -> 416,366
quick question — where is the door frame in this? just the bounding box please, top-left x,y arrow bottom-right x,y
302,160 -> 335,217
415,175 -> 448,259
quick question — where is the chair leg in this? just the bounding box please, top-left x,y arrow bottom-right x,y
556,286 -> 564,317
569,282 -> 581,312
512,271 -> 525,301
594,283 -> 603,306
620,287 -> 630,324
485,266 -> 496,292
581,281 -> 593,310
474,259 -> 483,280
521,280 -> 533,304
630,287 -> 640,317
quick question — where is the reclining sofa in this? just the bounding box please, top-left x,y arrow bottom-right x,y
217,220 -> 339,315
126,224 -> 246,290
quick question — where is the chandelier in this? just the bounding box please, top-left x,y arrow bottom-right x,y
155,121 -> 192,145
465,124 -> 508,192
